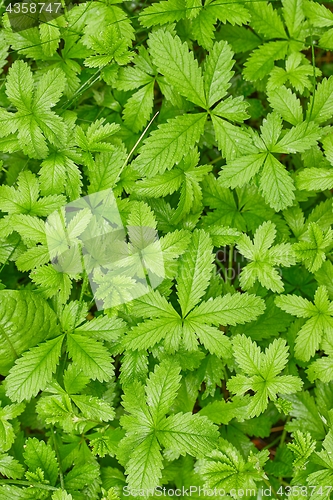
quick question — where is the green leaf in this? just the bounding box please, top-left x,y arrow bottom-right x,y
3,61 -> 66,159
5,335 -> 64,402
123,81 -> 154,133
186,292 -> 265,327
247,1 -> 287,39
125,433 -> 162,490
288,430 -> 316,469
200,443 -> 268,491
39,152 -> 82,201
132,113 -> 206,177
71,395 -> 115,421
228,335 -> 302,417
276,285 -> 333,361
0,403 -> 25,453
0,289 -> 61,375
267,86 -> 303,125
0,454 -> 24,479
149,29 -> 206,108
307,76 -> 333,124
304,0 -> 333,28
67,333 -> 113,382
273,121 -> 320,154
259,153 -> 295,211
158,412 -> 218,456
30,265 -> 72,304
139,0 -> 186,28
23,437 -> 59,486
0,171 -> 65,216
243,41 -> 289,81
294,222 -> 333,272
88,148 -> 127,194
64,462 -> 99,491
237,221 -> 296,292
145,359 -> 181,423
219,153 -> 265,188
204,40 -> 234,108
282,0 -> 306,38
212,116 -> 255,161
297,167 -> 333,192
176,229 -> 213,316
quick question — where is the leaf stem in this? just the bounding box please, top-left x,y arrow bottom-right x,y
51,426 -> 65,490
280,415 -> 291,447
262,477 -> 278,500
0,480 -> 58,491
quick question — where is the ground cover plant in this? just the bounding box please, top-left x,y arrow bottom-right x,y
1,0 -> 333,498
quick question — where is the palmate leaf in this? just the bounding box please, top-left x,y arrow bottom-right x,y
0,171 -> 65,217
1,61 -> 67,159
236,221 -> 296,292
228,335 -> 303,417
276,285 -> 333,361
294,222 -> 333,272
119,360 -> 218,489
200,444 -> 268,491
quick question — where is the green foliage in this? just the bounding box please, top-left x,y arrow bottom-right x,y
0,0 -> 333,497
